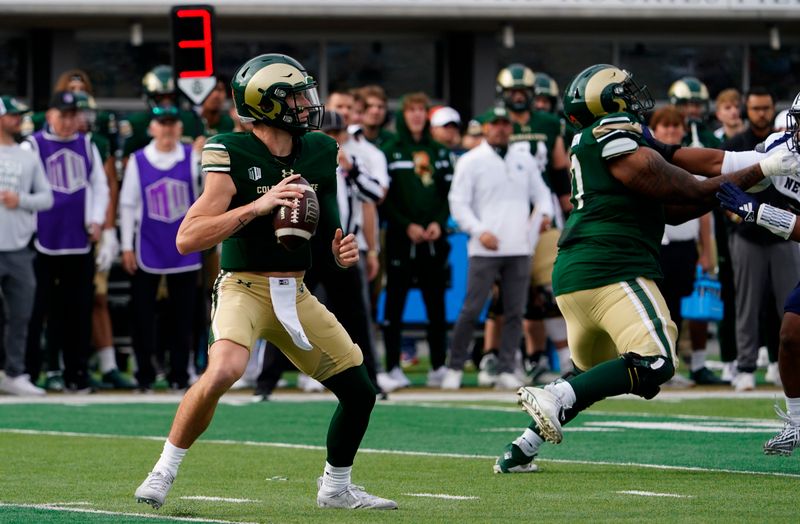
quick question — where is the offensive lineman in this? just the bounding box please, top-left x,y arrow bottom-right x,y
134,53 -> 396,510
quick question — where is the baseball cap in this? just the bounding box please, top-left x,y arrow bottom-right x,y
320,110 -> 345,132
465,119 -> 483,137
477,106 -> 511,124
429,106 -> 461,127
150,104 -> 180,123
0,95 -> 29,116
49,90 -> 81,111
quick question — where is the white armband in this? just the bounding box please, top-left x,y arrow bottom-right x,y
756,204 -> 797,240
721,150 -> 764,175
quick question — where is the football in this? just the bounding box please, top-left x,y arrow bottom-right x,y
272,176 -> 320,250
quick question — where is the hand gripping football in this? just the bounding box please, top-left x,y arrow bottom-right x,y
273,176 -> 319,250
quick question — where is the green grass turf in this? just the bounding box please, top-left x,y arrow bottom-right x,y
0,397 -> 797,523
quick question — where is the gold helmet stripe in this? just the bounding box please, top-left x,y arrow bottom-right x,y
585,66 -> 627,117
497,66 -> 535,89
244,63 -> 306,117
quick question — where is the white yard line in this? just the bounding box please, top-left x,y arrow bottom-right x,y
0,388 -> 783,405
180,496 -> 260,504
616,490 -> 694,498
0,502 -> 258,524
403,493 -> 479,500
2,428 -> 799,479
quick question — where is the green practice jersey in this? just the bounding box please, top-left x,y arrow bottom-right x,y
682,119 -> 721,148
509,109 -> 562,188
552,112 -> 665,295
201,131 -> 340,272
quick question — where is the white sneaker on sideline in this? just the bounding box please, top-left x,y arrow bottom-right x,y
477,353 -> 498,387
441,368 -> 463,390
494,372 -> 525,390
316,477 -> 397,509
721,361 -> 738,383
135,470 -> 174,509
376,372 -> 402,393
387,367 -> 411,388
0,374 -> 46,396
426,366 -> 448,387
766,362 -> 782,387
663,373 -> 695,389
756,346 -> 770,368
229,377 -> 254,390
733,372 -> 755,392
298,374 -> 325,392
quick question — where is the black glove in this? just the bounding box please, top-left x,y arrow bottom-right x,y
642,124 -> 681,162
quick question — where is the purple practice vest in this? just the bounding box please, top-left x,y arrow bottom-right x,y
32,131 -> 92,254
135,144 -> 201,273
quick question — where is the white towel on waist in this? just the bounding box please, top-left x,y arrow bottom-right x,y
269,277 -> 313,351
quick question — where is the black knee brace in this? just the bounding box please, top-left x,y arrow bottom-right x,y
621,352 -> 675,400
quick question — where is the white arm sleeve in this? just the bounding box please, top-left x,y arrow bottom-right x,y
119,156 -> 141,252
721,150 -> 764,175
88,143 -> 110,226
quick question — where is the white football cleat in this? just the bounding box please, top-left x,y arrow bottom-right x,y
517,386 -> 564,444
135,470 -> 174,509
764,405 -> 800,456
316,477 -> 398,509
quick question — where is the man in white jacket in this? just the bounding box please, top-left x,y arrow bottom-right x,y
443,106 -> 553,389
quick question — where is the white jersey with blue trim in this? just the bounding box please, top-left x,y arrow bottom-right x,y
752,131 -> 800,208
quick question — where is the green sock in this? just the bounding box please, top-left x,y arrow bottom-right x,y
561,357 -> 633,424
321,364 -> 377,466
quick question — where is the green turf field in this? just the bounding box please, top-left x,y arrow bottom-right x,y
0,392 -> 797,523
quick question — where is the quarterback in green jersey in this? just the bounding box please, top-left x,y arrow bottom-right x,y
494,64 -> 799,474
134,54 -> 397,511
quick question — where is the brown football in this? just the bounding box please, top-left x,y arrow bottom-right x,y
272,176 -> 319,250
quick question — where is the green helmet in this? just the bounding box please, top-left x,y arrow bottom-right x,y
231,53 -> 323,135
496,63 -> 535,112
142,65 -> 176,101
668,77 -> 710,106
562,64 -> 654,130
533,72 -> 559,112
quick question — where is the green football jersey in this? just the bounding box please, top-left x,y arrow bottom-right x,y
509,109 -> 562,188
682,119 -> 722,148
202,131 -> 340,272
552,112 -> 665,295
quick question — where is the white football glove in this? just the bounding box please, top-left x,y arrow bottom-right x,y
759,146 -> 800,178
96,228 -> 120,272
